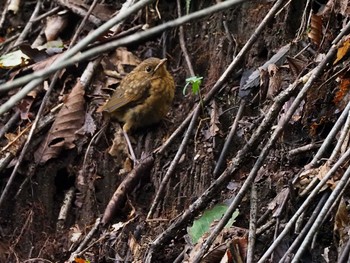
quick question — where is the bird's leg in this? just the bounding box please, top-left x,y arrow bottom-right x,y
122,129 -> 138,164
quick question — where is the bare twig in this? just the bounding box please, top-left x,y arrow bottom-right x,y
56,0 -> 102,26
69,0 -> 99,48
0,73 -> 60,209
31,6 -> 61,22
0,33 -> 19,49
338,238 -> 350,263
14,0 -> 42,46
0,0 -> 11,31
56,187 -> 75,231
213,99 -> 245,177
307,102 -> 350,169
328,106 -> 350,162
247,182 -> 257,263
288,142 -> 321,156
177,0 -> 195,77
0,111 -> 19,139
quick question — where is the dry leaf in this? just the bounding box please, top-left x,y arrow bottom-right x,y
128,234 -> 142,262
334,36 -> 350,64
334,76 -> 350,103
334,197 -> 350,245
259,68 -> 269,102
286,56 -> 306,77
34,81 -> 85,163
308,14 -> 323,47
45,11 -> 69,41
209,101 -> 221,138
115,47 -> 141,67
2,125 -> 31,155
267,64 -> 281,99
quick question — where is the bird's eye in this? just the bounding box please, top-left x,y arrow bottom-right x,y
145,66 -> 152,73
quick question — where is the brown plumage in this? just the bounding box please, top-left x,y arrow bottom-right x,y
101,57 -> 175,132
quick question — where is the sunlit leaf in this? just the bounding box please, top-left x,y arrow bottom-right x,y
334,37 -> 350,64
0,50 -> 30,69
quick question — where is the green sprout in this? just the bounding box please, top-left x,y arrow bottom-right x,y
183,76 -> 203,96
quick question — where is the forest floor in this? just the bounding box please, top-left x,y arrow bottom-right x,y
1,0 -> 350,262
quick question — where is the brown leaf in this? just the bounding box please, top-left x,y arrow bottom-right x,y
334,76 -> 350,105
308,14 -> 323,47
31,53 -> 62,72
115,47 -> 141,67
334,197 -> 350,244
209,101 -> 221,138
286,56 -> 306,77
267,64 -> 281,99
259,68 -> 269,102
334,36 -> 350,64
2,125 -> 31,155
45,11 -> 69,41
34,81 -> 85,163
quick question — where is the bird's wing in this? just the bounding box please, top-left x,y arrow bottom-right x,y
102,77 -> 150,113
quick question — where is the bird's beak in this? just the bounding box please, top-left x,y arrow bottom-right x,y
154,58 -> 167,73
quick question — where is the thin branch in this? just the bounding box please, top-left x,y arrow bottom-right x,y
177,0 -> 195,77
0,111 -> 19,139
56,0 -> 102,26
0,0 -> 11,31
31,6 -> 61,23
69,0 -> 100,48
213,99 -> 245,177
246,182 -> 258,263
68,218 -> 101,262
288,142 -> 321,156
14,0 -> 41,46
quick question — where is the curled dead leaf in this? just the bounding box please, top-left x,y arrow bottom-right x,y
308,14 -> 323,47
34,81 -> 85,163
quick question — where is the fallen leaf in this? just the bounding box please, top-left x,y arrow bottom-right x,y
308,14 -> 323,47
35,81 -> 85,163
334,36 -> 350,64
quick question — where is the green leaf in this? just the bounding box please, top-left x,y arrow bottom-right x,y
183,76 -> 203,95
187,204 -> 239,244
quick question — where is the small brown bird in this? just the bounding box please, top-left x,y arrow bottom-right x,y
101,57 -> 175,132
